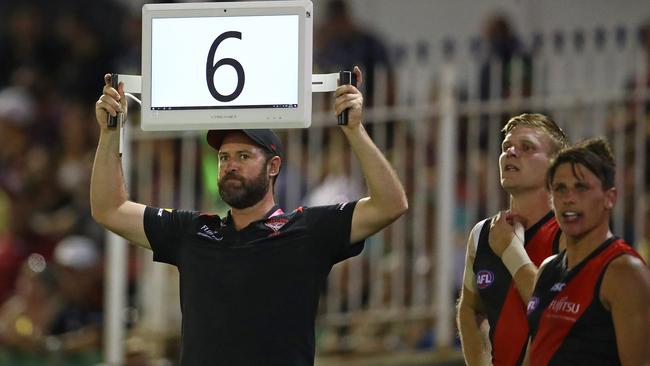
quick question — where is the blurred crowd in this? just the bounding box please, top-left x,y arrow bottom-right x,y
0,0 -> 136,364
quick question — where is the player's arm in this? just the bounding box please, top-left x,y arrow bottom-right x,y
457,225 -> 491,366
334,66 -> 408,244
511,265 -> 537,304
458,287 -> 491,366
600,255 -> 650,366
91,74 -> 151,250
489,211 -> 536,303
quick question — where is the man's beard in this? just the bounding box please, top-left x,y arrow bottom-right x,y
218,166 -> 271,209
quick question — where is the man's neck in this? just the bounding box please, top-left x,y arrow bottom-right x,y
230,192 -> 277,231
509,188 -> 552,229
565,224 -> 612,269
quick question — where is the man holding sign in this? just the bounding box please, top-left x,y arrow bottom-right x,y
91,66 -> 408,365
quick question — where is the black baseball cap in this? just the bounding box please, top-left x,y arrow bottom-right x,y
207,129 -> 284,160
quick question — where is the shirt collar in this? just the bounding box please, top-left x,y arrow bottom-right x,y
221,205 -> 284,227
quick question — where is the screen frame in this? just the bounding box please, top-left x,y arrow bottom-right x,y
141,1 -> 313,131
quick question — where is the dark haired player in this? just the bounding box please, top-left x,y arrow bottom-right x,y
524,138 -> 650,365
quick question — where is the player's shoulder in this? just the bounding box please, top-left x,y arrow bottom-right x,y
606,252 -> 649,280
601,250 -> 650,306
469,217 -> 491,239
466,218 -> 492,256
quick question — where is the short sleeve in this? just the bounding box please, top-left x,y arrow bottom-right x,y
305,201 -> 364,265
143,206 -> 198,266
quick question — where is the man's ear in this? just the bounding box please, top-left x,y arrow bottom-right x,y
268,156 -> 281,176
605,187 -> 617,209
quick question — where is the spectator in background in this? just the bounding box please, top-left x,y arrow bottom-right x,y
624,18 -> 650,115
0,82 -> 60,309
315,0 -> 395,108
303,131 -> 364,207
479,13 -> 532,101
605,18 -> 650,245
51,100 -> 102,242
48,235 -> 104,365
0,86 -> 36,193
0,254 -> 61,364
54,10 -> 112,100
478,13 -> 533,151
0,4 -> 155,362
0,4 -> 62,87
0,186 -> 57,305
311,0 -> 398,215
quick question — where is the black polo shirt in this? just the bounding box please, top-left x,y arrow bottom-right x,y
143,202 -> 364,366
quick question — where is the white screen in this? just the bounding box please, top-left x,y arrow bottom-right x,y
151,15 -> 299,109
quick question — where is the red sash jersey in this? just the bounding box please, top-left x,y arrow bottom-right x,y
143,202 -> 364,366
526,238 -> 641,366
473,212 -> 561,366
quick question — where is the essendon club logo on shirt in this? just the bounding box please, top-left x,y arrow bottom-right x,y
264,218 -> 288,234
476,270 -> 495,289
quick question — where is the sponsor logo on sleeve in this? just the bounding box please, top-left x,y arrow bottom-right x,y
157,208 -> 173,216
197,224 -> 223,241
476,270 -> 495,289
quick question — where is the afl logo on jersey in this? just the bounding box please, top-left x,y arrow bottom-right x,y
476,270 -> 495,289
527,296 -> 540,314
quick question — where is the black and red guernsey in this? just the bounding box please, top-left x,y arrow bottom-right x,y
526,238 -> 641,366
473,211 -> 561,365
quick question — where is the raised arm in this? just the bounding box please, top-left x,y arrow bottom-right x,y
91,74 -> 150,249
601,255 -> 650,366
489,211 -> 537,303
457,224 -> 491,366
334,66 -> 408,244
